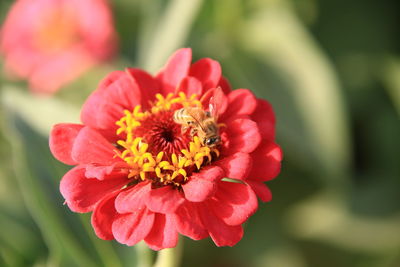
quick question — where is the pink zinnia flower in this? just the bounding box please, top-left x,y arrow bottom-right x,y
49,48 -> 282,250
0,0 -> 117,94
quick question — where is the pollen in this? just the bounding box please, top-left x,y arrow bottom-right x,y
115,92 -> 219,186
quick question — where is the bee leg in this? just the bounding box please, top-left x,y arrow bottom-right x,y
190,128 -> 197,136
181,125 -> 189,134
217,122 -> 227,128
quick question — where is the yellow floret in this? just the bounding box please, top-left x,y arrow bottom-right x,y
114,92 -> 220,185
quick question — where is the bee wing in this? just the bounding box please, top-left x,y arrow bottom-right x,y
180,112 -> 196,122
208,87 -> 224,119
186,108 -> 207,131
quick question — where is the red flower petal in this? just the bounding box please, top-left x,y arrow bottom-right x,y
112,208 -> 155,246
145,214 -> 179,250
198,203 -> 244,247
214,152 -> 252,180
114,182 -> 151,213
223,118 -> 261,154
189,58 -> 221,91
174,202 -> 208,240
200,87 -> 228,116
47,48 -> 282,250
217,76 -> 232,94
182,166 -> 223,202
97,70 -> 125,91
176,76 -> 203,96
84,163 -> 129,180
49,123 -> 83,165
221,89 -> 257,121
60,166 -> 127,213
91,190 -> 119,240
247,180 -> 272,202
126,68 -> 160,108
85,164 -> 114,180
71,127 -> 120,165
251,99 -> 276,141
249,141 -> 282,182
81,71 -> 141,132
156,48 -> 192,95
146,186 -> 185,214
209,181 -> 258,226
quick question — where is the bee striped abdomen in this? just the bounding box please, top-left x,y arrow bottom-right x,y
173,108 -> 197,125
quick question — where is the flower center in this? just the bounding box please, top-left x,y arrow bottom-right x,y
133,110 -> 190,155
115,92 -> 220,186
33,6 -> 79,52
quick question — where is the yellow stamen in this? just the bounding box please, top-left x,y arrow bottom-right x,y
114,92 -> 220,185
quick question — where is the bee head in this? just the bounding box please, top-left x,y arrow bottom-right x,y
204,136 -> 221,147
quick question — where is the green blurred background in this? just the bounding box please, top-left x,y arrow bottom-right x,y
1,0 -> 400,266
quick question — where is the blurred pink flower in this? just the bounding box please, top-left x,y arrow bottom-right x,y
0,0 -> 117,94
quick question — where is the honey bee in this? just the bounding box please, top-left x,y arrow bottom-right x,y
173,88 -> 224,147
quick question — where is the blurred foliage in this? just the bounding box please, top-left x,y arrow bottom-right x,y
1,0 -> 400,266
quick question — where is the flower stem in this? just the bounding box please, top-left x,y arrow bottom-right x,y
153,238 -> 183,267
136,242 -> 153,267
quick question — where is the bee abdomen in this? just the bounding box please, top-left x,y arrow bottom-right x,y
173,108 -> 186,124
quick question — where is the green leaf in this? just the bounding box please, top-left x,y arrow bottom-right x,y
2,112 -> 98,266
2,86 -> 80,137
239,0 -> 352,183
286,191 -> 400,253
221,178 -> 245,184
381,56 -> 400,117
0,211 -> 44,265
1,87 -> 130,267
138,0 -> 204,72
